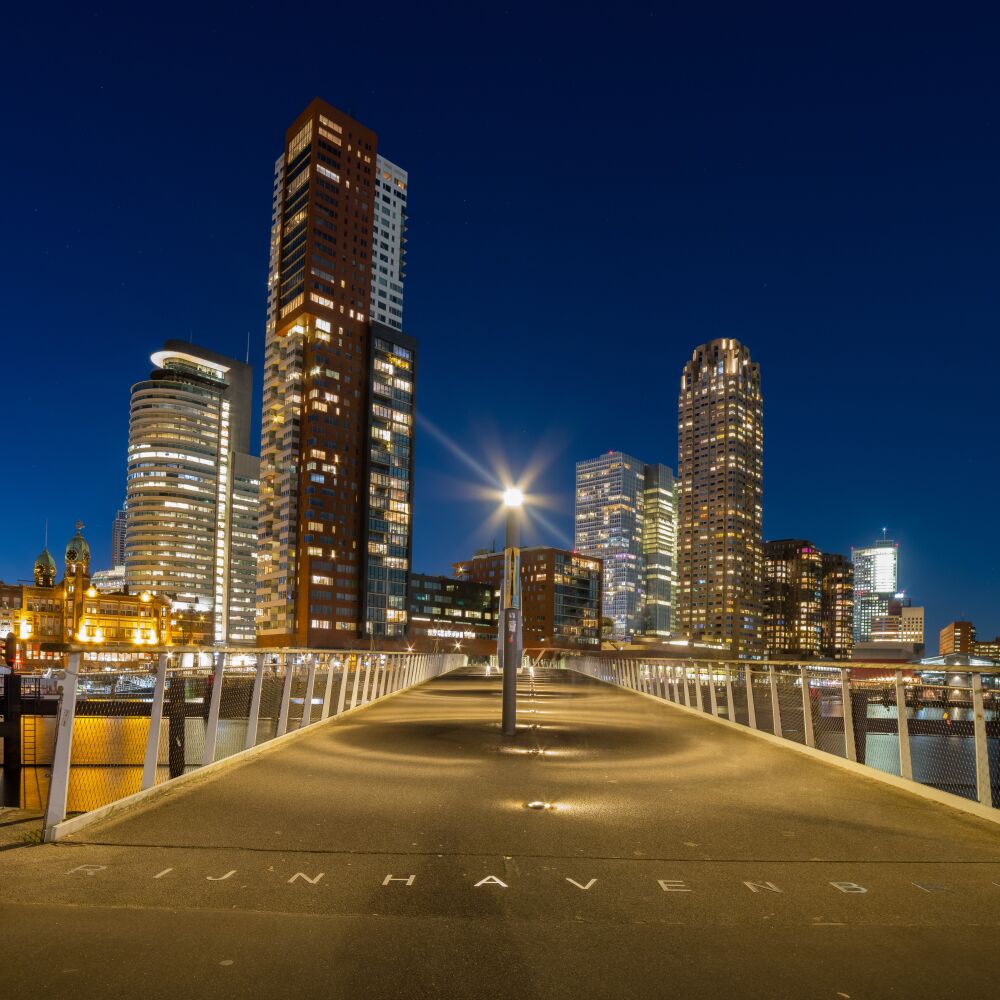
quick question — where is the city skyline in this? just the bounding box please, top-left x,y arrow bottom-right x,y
3,9 -> 999,645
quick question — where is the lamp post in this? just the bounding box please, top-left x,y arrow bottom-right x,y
500,488 -> 523,736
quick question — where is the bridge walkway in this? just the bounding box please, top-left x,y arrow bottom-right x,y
1,665 -> 998,999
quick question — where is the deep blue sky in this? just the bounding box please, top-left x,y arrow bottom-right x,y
3,4 -> 998,643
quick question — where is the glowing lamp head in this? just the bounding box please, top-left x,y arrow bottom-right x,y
503,487 -> 523,508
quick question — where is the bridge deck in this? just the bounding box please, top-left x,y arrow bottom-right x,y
2,666 -> 998,999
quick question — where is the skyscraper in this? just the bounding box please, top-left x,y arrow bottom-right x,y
111,504 -> 127,567
641,464 -> 676,637
851,536 -> 898,642
676,339 -> 763,656
257,99 -> 414,647
575,452 -> 646,638
125,342 -> 259,644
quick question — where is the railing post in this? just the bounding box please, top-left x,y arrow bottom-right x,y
671,665 -> 679,702
201,652 -> 225,766
277,654 -> 294,736
768,664 -> 783,737
682,666 -> 691,707
895,669 -> 913,780
971,673 -> 992,807
43,652 -> 80,841
320,655 -> 335,720
142,652 -> 169,790
335,658 -> 350,715
657,665 -> 666,699
300,654 -> 317,728
360,659 -> 374,704
349,657 -> 363,709
840,668 -> 856,761
708,665 -> 719,716
245,652 -> 266,749
799,665 -> 815,748
694,665 -> 705,711
746,667 -> 758,729
724,665 -> 734,720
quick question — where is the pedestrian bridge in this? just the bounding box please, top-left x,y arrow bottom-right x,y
2,654 -> 999,999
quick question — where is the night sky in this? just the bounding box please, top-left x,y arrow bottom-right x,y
3,5 -> 998,643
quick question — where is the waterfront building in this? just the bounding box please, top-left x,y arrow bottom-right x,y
762,540 -> 823,657
820,553 -> 854,660
938,620 -> 1000,659
125,342 -> 259,645
851,536 -> 898,643
676,339 -> 764,656
90,566 -> 126,594
408,574 -> 497,647
257,98 -> 415,648
574,452 -> 645,639
454,547 -> 602,650
0,524 -> 172,670
641,464 -> 676,638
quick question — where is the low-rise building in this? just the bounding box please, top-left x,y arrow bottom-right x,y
453,547 -> 602,650
408,574 -> 497,648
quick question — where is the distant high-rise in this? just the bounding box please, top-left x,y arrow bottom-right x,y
820,553 -> 854,659
575,452 -> 646,638
763,540 -> 823,657
851,536 -> 898,642
641,464 -> 676,637
125,343 -> 259,644
257,99 -> 415,647
676,339 -> 763,656
111,504 -> 127,567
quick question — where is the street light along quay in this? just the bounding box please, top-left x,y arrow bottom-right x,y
500,487 -> 523,736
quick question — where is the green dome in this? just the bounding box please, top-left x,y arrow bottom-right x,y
65,522 -> 90,567
34,548 -> 56,573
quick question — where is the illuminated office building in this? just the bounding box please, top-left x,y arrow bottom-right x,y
111,504 -> 127,567
820,553 -> 854,659
641,464 -> 676,637
763,540 -> 823,657
676,339 -> 763,656
575,452 -> 645,639
257,98 -> 415,647
851,536 -> 898,642
125,342 -> 259,645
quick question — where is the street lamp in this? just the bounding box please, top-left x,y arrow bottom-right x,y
500,487 -> 523,736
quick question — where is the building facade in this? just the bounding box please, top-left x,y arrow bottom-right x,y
125,342 -> 259,645
0,525 -> 172,671
851,537 -> 898,643
940,620 -> 975,655
676,339 -> 764,657
408,574 -> 497,646
454,548 -> 602,650
575,452 -> 645,639
111,504 -> 127,567
256,98 -> 415,648
641,464 -> 676,638
820,553 -> 854,659
763,540 -> 823,657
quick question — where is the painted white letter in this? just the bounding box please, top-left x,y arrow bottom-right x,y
743,881 -> 782,893
65,864 -> 106,876
287,872 -> 325,885
207,870 -> 237,881
658,880 -> 691,892
566,878 -> 597,891
152,868 -> 174,880
383,874 -> 416,886
912,882 -> 951,893
474,875 -> 508,888
830,881 -> 867,894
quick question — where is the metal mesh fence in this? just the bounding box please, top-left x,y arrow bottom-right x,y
565,656 -> 1000,818
37,649 -> 464,837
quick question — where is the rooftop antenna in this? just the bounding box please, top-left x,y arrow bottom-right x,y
882,526 -> 887,540
245,331 -> 250,364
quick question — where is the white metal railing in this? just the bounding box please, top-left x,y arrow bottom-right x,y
563,655 -> 999,814
41,647 -> 465,839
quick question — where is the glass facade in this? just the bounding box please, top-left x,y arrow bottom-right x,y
851,538 -> 898,642
641,464 -> 676,637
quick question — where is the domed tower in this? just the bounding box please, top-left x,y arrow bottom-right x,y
65,521 -> 91,578
33,547 -> 57,588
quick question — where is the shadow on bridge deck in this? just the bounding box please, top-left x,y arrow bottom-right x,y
2,665 -> 999,999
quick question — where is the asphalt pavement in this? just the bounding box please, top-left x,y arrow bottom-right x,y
2,665 -> 998,999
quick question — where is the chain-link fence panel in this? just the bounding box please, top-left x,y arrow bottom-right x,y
773,669 -> 806,745
805,667 -> 847,757
748,669 -> 774,734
